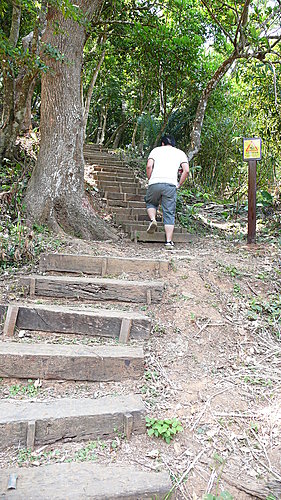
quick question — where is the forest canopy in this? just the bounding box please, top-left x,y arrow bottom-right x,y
0,0 -> 281,239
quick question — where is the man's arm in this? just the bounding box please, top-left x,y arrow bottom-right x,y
178,162 -> 189,188
146,158 -> 154,180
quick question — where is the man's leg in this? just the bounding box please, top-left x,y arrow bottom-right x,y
164,224 -> 174,242
147,207 -> 157,221
161,184 -> 177,248
145,185 -> 160,234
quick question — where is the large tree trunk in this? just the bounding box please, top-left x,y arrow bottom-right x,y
25,0 -> 117,240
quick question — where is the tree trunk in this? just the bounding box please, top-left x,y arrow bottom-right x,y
83,46 -> 106,139
20,77 -> 37,133
187,51 -> 238,162
131,120 -> 138,148
0,1 -> 21,161
25,0 -> 117,241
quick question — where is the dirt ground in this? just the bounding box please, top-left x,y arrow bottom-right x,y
0,230 -> 280,500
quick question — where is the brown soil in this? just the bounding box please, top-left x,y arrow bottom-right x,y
0,233 -> 280,500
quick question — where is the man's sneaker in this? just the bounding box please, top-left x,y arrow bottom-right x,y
147,219 -> 157,234
164,241 -> 175,250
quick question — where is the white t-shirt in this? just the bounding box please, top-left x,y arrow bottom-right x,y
148,146 -> 188,186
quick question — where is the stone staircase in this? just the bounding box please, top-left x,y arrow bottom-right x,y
0,253 -> 173,499
84,144 -> 192,243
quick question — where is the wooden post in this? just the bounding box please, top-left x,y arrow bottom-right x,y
248,160 -> 257,244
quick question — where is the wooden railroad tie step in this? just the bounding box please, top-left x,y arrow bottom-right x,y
39,253 -> 169,277
21,275 -> 164,303
0,394 -> 145,450
0,463 -> 173,499
0,342 -> 144,381
0,304 -> 151,341
132,230 -> 193,243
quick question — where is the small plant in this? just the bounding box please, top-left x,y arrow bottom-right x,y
146,417 -> 183,443
74,441 -> 97,462
9,379 -> 41,397
204,492 -> 233,500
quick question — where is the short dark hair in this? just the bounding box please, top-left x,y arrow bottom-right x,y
161,135 -> 176,147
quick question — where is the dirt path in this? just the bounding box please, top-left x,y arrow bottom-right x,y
0,234 -> 280,499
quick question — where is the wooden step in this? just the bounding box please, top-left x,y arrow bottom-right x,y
93,165 -> 131,174
21,275 -> 164,303
0,394 -> 145,450
93,173 -> 135,182
111,207 -> 147,217
105,192 -> 144,202
122,222 -> 186,233
0,463 -> 172,499
86,158 -> 125,166
96,180 -> 140,191
0,342 -> 144,381
93,171 -> 135,180
114,213 -> 151,223
99,183 -> 146,195
132,230 -> 193,243
39,253 -> 169,277
0,303 -> 151,341
107,200 -> 146,209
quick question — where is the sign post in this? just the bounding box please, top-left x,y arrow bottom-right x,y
243,138 -> 262,244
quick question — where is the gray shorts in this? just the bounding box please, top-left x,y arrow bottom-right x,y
145,183 -> 177,225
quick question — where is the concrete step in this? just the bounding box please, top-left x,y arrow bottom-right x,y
0,394 -> 145,450
132,230 -> 193,243
21,275 -> 164,304
0,342 -> 144,381
0,463 -> 172,499
39,253 -> 169,277
0,303 -> 151,341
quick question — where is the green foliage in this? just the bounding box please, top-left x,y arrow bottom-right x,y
146,417 -> 183,443
204,492 -> 233,500
9,379 -> 41,397
248,295 -> 281,338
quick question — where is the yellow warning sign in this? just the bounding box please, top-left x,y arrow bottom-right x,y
243,138 -> 262,161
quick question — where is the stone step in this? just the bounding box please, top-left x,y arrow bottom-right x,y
39,253 -> 169,277
132,230 -> 193,243
0,342 -> 144,381
21,275 -> 164,303
0,463 -> 172,499
0,394 -> 145,450
0,303 -> 151,341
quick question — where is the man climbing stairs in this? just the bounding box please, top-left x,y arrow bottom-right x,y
84,144 -> 192,244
